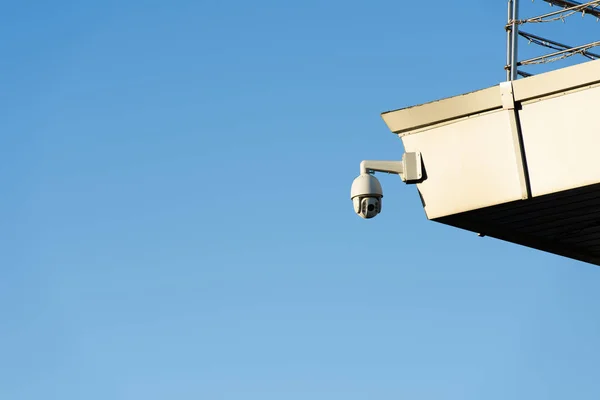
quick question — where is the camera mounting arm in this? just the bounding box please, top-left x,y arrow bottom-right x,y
359,152 -> 423,183
360,160 -> 403,175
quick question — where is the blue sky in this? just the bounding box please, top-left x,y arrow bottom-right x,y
2,1 -> 600,399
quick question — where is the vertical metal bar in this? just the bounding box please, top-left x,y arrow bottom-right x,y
510,0 -> 520,80
507,0 -> 513,81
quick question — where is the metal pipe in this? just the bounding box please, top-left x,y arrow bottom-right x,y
510,0 -> 520,80
538,0 -> 600,20
518,40 -> 600,66
506,0 -> 514,81
519,30 -> 600,59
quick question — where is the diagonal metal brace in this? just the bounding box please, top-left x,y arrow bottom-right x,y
541,0 -> 600,19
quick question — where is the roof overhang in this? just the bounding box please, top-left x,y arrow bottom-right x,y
380,59 -> 600,266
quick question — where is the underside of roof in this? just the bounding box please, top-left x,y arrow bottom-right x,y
437,183 -> 600,266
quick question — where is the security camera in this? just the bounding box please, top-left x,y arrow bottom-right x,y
350,153 -> 423,219
351,173 -> 383,219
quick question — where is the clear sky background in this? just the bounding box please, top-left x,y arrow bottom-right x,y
2,1 -> 600,399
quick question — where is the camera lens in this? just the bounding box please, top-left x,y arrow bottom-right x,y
368,204 -> 375,211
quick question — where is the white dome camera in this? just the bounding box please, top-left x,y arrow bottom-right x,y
351,173 -> 383,219
350,153 -> 423,219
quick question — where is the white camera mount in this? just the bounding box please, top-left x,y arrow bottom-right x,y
359,152 -> 422,182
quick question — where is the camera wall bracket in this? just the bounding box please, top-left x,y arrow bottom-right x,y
360,152 -> 423,183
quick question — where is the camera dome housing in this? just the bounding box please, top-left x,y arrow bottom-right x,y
351,173 -> 383,219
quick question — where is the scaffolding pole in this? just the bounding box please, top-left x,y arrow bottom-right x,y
506,0 -> 520,81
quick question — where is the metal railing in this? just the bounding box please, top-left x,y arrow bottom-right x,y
505,0 -> 600,80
